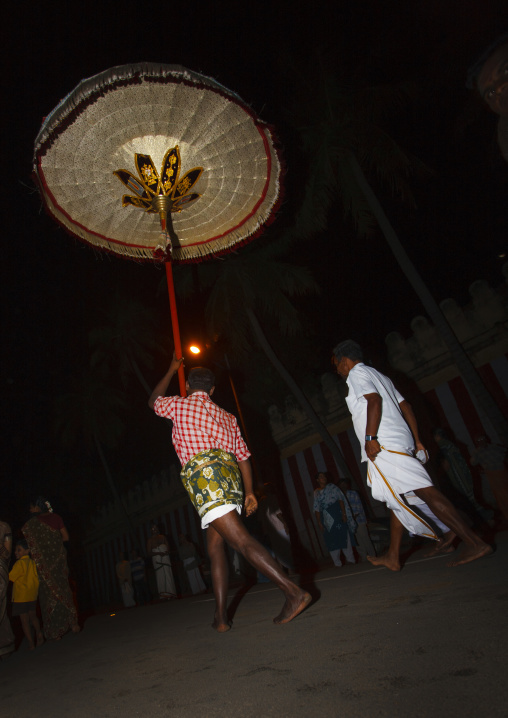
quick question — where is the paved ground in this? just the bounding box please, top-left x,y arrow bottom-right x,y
1,532 -> 507,718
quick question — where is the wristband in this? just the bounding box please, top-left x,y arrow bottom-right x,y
365,435 -> 378,441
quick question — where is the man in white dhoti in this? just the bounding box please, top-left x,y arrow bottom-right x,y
147,524 -> 177,599
332,340 -> 492,570
178,534 -> 206,595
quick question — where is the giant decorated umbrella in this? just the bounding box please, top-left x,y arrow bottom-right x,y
33,62 -> 282,395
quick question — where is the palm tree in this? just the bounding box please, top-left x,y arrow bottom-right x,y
347,154 -> 508,443
287,59 -> 508,443
54,369 -> 136,537
283,58 -> 428,242
89,292 -> 167,396
175,246 -> 357,481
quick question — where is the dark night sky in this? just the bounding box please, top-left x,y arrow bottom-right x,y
3,0 -> 508,528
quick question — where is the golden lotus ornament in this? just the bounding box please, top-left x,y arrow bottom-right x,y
114,146 -> 202,216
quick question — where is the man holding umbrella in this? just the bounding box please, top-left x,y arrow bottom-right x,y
149,355 -> 311,632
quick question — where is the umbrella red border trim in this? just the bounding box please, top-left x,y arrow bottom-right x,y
35,121 -> 274,256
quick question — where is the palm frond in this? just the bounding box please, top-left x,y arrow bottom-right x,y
335,158 -> 378,237
287,63 -> 429,241
54,371 -> 127,452
352,81 -> 420,125
354,123 -> 432,206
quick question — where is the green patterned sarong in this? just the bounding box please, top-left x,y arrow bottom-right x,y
181,449 -> 244,527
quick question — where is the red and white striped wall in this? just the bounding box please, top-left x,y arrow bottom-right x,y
280,355 -> 508,558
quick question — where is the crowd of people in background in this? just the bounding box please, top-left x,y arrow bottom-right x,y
0,498 -> 80,658
1,410 -> 506,655
115,531 -> 210,610
0,495 -> 216,654
314,472 -> 357,567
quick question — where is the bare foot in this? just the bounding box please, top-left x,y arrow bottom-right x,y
424,531 -> 457,557
71,624 -> 81,634
273,590 -> 312,625
211,620 -> 231,633
36,632 -> 44,647
367,554 -> 401,572
28,644 -> 35,651
447,542 -> 493,567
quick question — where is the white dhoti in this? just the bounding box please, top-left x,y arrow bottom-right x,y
152,545 -> 177,598
367,448 -> 438,540
405,494 -> 450,535
183,558 -> 206,594
121,582 -> 136,608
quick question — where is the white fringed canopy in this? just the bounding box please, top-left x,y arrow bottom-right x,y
33,63 -> 281,262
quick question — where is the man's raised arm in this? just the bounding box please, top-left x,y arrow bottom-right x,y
148,355 -> 184,409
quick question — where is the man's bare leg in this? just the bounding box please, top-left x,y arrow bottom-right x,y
211,511 -> 311,625
20,614 -> 35,650
414,487 -> 492,566
28,609 -> 44,647
367,511 -> 403,571
207,525 -> 232,632
424,530 -> 457,557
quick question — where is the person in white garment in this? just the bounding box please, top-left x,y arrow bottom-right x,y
116,552 -> 136,608
332,340 -> 492,570
260,492 -> 294,572
178,534 -> 206,595
338,478 -> 376,561
146,524 -> 177,599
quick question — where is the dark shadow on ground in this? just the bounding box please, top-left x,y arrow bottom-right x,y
226,579 -> 257,623
226,569 -> 321,624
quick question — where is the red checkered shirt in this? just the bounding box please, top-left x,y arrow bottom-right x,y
153,391 -> 251,466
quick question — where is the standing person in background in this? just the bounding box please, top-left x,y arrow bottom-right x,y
259,491 -> 294,573
147,524 -> 177,600
314,472 -> 357,567
116,552 -> 136,608
0,521 -> 15,658
178,535 -> 206,595
22,498 -> 80,639
9,539 -> 43,650
433,428 -> 494,525
470,435 -> 508,522
338,479 -> 376,561
130,549 -> 151,606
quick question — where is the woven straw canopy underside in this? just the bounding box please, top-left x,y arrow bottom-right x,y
33,63 -> 281,263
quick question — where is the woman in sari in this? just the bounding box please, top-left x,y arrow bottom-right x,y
22,498 -> 80,640
0,521 -> 15,658
314,472 -> 357,567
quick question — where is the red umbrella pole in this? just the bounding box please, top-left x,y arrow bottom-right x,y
157,202 -> 186,397
165,260 -> 186,397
